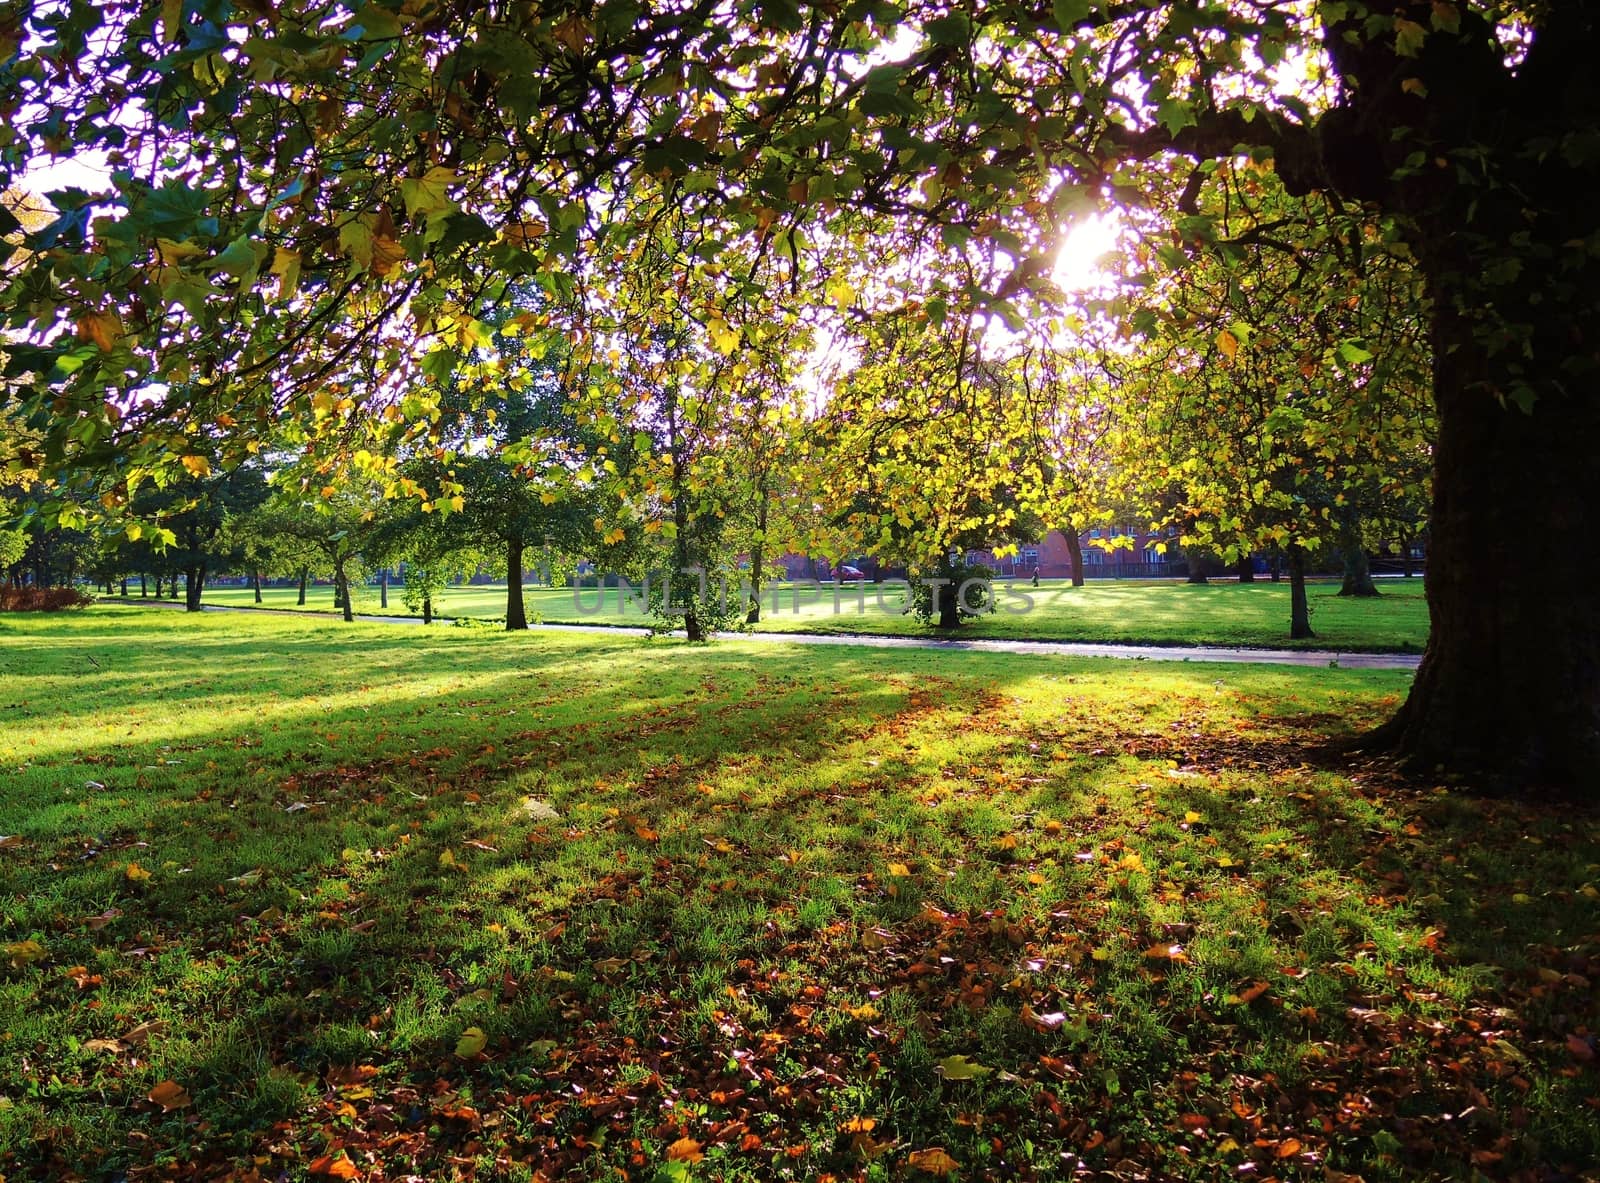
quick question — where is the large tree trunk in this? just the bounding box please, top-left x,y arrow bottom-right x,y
379,569 -> 388,610
1287,545 -> 1314,640
1185,549 -> 1210,585
297,567 -> 308,606
184,564 -> 205,612
252,570 -> 263,604
140,572 -> 148,597
422,594 -> 433,625
1236,555 -> 1255,583
1374,303 -> 1600,787
505,535 -> 527,630
1062,529 -> 1085,587
683,606 -> 705,641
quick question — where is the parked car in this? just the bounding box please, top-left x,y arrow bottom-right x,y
835,565 -> 866,582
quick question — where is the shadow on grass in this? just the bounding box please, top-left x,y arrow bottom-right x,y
1,610 -> 1591,1183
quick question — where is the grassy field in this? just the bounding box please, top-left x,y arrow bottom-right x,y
180,576 -> 1431,652
2,607 -> 1594,1182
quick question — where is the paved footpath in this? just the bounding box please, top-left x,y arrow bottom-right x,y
109,599 -> 1422,671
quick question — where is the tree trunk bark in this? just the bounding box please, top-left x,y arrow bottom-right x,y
379,569 -> 388,610
1373,303 -> 1600,788
1337,509 -> 1379,597
1287,545 -> 1314,640
184,564 -> 205,612
505,535 -> 527,630
335,562 -> 353,622
119,578 -> 127,596
140,573 -> 148,597
252,570 -> 263,603
746,541 -> 763,625
1399,531 -> 1417,579
168,574 -> 179,600
683,606 -> 705,641
1185,549 -> 1210,584
297,567 -> 308,606
1268,552 -> 1281,583
1236,555 -> 1255,583
422,594 -> 433,625
1062,529 -> 1085,587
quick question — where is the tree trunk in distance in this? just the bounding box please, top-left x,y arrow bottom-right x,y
746,541 -> 763,624
1337,509 -> 1380,597
1287,545 -> 1314,639
1186,550 -> 1210,584
335,563 -> 353,622
184,564 -> 205,612
252,570 -> 262,604
140,573 -> 147,597
379,569 -> 388,610
120,578 -> 127,596
1062,529 -> 1085,587
1236,556 -> 1255,583
297,567 -> 308,605
505,535 -> 527,630
422,594 -> 433,625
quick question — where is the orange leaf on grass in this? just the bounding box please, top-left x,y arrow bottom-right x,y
665,1137 -> 704,1163
308,1153 -> 361,1179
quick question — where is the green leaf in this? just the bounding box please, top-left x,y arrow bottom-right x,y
934,1054 -> 992,1081
1052,0 -> 1093,29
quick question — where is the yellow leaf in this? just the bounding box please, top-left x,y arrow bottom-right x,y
5,939 -> 46,969
271,247 -> 302,300
179,454 -> 211,478
438,849 -> 461,870
826,279 -> 856,310
887,862 -> 911,878
1183,811 -> 1203,824
146,1080 -> 192,1111
454,1026 -> 488,1058
125,861 -> 153,882
1216,329 -> 1238,361
1117,852 -> 1146,873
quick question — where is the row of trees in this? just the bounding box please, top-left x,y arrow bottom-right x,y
3,0 -> 1592,786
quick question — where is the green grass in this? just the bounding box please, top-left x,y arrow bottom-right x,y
1,607 -> 1593,1182
177,575 -> 1430,652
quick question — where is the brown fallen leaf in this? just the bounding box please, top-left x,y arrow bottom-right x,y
908,1146 -> 961,1175
146,1080 -> 191,1111
1566,1033 -> 1595,1063
121,1020 -> 168,1046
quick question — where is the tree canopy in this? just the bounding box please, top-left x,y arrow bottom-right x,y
3,1 -> 1597,787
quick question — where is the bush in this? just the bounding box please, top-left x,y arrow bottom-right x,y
0,586 -> 96,612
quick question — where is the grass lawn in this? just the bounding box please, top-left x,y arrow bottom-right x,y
2,607 -> 1595,1182
183,576 -> 1431,652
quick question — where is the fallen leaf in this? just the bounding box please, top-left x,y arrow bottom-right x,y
4,939 -> 46,969
454,1026 -> 488,1058
308,1153 -> 361,1179
146,1080 -> 191,1111
665,1137 -> 704,1163
125,861 -> 152,882
908,1146 -> 961,1175
121,1019 -> 168,1046
934,1054 -> 991,1081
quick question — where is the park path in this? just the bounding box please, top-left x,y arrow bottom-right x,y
108,599 -> 1422,671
